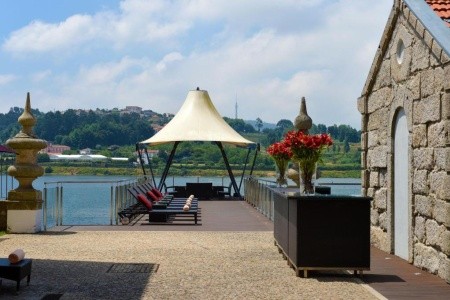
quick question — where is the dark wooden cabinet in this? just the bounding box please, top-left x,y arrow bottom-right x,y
273,191 -> 371,277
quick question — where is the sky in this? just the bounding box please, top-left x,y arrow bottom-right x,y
0,0 -> 393,129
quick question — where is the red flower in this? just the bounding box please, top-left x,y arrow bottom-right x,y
266,141 -> 292,161
283,130 -> 333,161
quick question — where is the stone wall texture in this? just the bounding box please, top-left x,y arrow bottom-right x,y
360,2 -> 450,283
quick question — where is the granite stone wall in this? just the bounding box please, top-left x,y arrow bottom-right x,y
359,1 -> 450,283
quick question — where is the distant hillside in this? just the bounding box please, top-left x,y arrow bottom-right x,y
244,120 -> 276,131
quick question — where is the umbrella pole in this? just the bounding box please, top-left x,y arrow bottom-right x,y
136,143 -> 147,176
144,148 -> 157,187
158,141 -> 179,191
249,143 -> 260,176
238,147 -> 251,193
216,142 -> 240,198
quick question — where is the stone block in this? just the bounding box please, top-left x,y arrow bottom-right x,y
415,19 -> 425,38
413,94 -> 441,124
438,254 -> 450,283
425,219 -> 444,247
367,130 -> 378,148
447,120 -> 450,146
414,215 -> 426,243
361,152 -> 366,168
430,50 -> 440,67
431,40 -> 443,63
412,124 -> 427,148
368,87 -> 392,113
411,39 -> 429,72
379,128 -> 388,146
361,131 -> 367,150
433,198 -> 450,226
371,208 -> 379,226
433,148 -> 447,171
379,169 -> 388,187
374,59 -> 392,90
374,188 -> 387,209
442,50 -> 450,65
421,68 -> 444,98
445,65 -> 450,90
357,96 -> 366,114
430,172 -> 450,200
439,228 -> 450,256
368,107 -> 389,130
413,169 -> 428,194
370,170 -> 379,188
415,194 -> 433,217
367,187 -> 375,198
424,30 -> 434,49
413,148 -> 434,170
414,242 -> 440,273
361,170 -> 369,188
446,147 -> 450,172
443,92 -> 450,119
361,114 -> 368,132
379,211 -> 387,230
406,74 -> 420,100
428,121 -> 447,148
368,146 -> 389,168
371,226 -> 390,252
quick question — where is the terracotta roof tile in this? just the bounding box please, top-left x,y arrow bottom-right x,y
425,0 -> 450,27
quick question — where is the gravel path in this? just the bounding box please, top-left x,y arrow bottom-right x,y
0,231 -> 379,299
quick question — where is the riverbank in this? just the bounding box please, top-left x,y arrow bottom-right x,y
42,165 -> 360,178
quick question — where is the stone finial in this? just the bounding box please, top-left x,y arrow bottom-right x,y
17,92 -> 37,137
6,93 -> 46,193
294,97 -> 312,132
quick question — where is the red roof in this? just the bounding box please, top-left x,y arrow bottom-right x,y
425,0 -> 450,27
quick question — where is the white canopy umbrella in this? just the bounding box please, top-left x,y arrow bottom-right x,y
139,88 -> 258,197
141,89 -> 255,147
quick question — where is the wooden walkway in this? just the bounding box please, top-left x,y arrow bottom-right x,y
53,200 -> 449,299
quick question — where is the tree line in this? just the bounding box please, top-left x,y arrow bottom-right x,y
0,107 -> 155,148
0,107 -> 360,150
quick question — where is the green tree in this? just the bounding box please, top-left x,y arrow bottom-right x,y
344,139 -> 350,153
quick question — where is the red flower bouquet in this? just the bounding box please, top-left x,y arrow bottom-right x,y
267,141 -> 292,187
283,130 -> 333,194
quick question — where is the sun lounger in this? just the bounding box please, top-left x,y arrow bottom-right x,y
118,186 -> 199,224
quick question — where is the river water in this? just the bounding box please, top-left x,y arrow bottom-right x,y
16,175 -> 361,227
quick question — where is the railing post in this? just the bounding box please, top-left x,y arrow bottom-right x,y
110,186 -> 114,225
43,187 -> 47,231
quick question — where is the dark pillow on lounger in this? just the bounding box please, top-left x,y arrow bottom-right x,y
146,190 -> 159,202
137,194 -> 153,210
152,188 -> 164,198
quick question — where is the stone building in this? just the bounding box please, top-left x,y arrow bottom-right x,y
358,0 -> 450,282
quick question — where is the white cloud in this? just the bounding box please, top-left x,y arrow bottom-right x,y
3,15 -> 96,53
0,74 -> 17,85
31,70 -> 52,82
0,0 -> 392,128
156,52 -> 184,72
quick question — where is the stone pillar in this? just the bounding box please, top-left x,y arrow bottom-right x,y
5,93 -> 46,233
294,97 -> 313,132
287,97 -> 314,186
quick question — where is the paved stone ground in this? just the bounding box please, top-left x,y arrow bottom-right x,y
0,231 -> 380,300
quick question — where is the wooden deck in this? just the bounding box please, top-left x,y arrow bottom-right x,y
364,247 -> 450,299
51,200 -> 449,299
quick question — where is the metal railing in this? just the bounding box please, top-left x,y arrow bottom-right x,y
244,177 -> 276,221
244,177 -> 362,222
42,176 -> 148,230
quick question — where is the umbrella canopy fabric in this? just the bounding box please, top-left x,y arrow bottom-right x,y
0,145 -> 15,153
140,89 -> 255,147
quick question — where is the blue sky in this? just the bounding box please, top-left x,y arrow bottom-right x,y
0,0 -> 392,128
